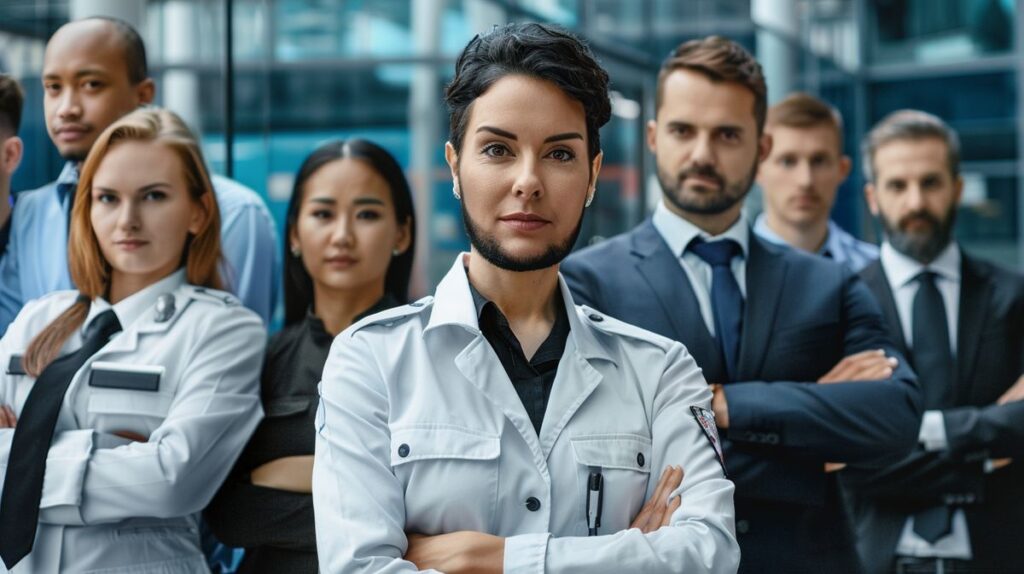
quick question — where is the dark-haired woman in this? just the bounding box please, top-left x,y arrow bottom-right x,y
205,138 -> 416,573
0,108 -> 264,574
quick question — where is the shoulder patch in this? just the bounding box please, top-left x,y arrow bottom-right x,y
348,296 -> 433,336
690,406 -> 727,477
578,305 -> 675,351
188,286 -> 240,307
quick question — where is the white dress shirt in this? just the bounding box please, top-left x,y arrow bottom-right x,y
880,241 -> 972,559
651,200 -> 748,337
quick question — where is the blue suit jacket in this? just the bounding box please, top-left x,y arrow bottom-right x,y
562,219 -> 923,573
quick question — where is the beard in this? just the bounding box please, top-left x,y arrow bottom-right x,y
658,159 -> 758,215
460,191 -> 585,273
880,205 -> 957,264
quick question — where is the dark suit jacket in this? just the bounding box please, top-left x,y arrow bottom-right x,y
562,219 -> 922,574
841,252 -> 1024,574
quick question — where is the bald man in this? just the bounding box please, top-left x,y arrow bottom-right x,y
0,17 -> 279,331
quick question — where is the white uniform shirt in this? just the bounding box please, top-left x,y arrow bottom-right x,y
880,242 -> 972,559
313,255 -> 739,574
651,201 -> 748,337
0,270 -> 265,574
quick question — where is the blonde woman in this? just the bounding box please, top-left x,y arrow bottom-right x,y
0,108 -> 264,574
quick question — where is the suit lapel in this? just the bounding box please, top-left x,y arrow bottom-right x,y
737,237 -> 787,379
860,261 -> 911,358
630,221 -> 725,381
956,255 -> 990,404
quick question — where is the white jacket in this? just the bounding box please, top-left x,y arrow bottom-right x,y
0,270 -> 265,574
313,256 -> 739,574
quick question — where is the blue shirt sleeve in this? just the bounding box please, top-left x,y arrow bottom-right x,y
212,176 -> 280,325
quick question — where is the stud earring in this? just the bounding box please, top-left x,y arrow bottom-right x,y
392,248 -> 402,257
291,247 -> 301,258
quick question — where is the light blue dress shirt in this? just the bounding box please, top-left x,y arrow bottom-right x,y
753,213 -> 879,272
0,162 -> 280,332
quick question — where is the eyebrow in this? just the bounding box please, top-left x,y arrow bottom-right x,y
94,183 -> 172,194
307,197 -> 386,206
476,126 -> 583,144
43,68 -> 109,81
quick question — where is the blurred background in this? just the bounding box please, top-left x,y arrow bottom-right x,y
0,0 -> 1019,296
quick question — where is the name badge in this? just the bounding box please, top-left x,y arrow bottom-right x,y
89,361 -> 163,392
6,354 -> 25,375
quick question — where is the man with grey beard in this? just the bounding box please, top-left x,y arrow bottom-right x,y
842,110 -> 1024,574
562,36 -> 922,574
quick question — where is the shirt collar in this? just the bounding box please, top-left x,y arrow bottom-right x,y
652,199 -> 749,257
880,240 -> 961,290
86,269 -> 187,333
754,212 -> 840,257
427,254 -> 616,365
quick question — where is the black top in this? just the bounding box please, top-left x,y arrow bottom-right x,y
468,281 -> 570,435
205,295 -> 398,574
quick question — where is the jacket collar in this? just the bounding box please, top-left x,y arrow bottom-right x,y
426,253 -> 615,366
86,270 -> 192,356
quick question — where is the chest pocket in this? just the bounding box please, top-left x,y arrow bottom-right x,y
570,434 -> 652,534
86,363 -> 173,438
391,425 -> 500,535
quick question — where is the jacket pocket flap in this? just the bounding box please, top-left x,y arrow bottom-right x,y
570,434 -> 653,472
87,391 -> 173,418
264,397 -> 312,417
390,425 -> 500,466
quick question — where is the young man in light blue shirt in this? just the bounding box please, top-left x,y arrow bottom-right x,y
0,17 -> 278,332
754,92 -> 878,271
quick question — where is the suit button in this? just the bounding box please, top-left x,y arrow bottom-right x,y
737,520 -> 750,534
397,444 -> 410,458
637,452 -> 645,467
525,497 -> 541,512
589,313 -> 603,322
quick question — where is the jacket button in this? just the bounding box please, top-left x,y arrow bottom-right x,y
397,444 -> 410,458
637,452 -> 645,467
525,497 -> 541,512
588,313 -> 603,322
737,519 -> 750,534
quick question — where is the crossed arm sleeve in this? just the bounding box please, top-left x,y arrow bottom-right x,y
0,310 -> 266,526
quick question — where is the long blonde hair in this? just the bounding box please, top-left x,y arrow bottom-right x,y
23,108 -> 223,376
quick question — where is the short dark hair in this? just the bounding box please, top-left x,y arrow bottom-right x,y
862,110 -> 960,183
445,22 -> 611,162
767,92 -> 844,152
0,74 -> 24,137
283,139 -> 418,325
84,16 -> 148,84
657,36 -> 767,133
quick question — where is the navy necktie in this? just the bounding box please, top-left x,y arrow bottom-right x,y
58,181 -> 76,232
689,237 -> 744,381
0,309 -> 122,569
910,271 -> 955,544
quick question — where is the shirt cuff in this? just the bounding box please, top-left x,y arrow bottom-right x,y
504,532 -> 550,574
918,410 -> 948,451
38,430 -> 93,518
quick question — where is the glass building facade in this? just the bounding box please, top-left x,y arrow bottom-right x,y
1,0 -> 1021,298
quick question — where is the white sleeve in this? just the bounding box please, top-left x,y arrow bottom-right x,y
313,330 -> 443,574
35,308 -> 265,525
504,343 -> 740,574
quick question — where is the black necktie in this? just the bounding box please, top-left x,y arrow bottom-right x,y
909,271 -> 955,544
0,309 -> 122,569
689,238 -> 744,381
